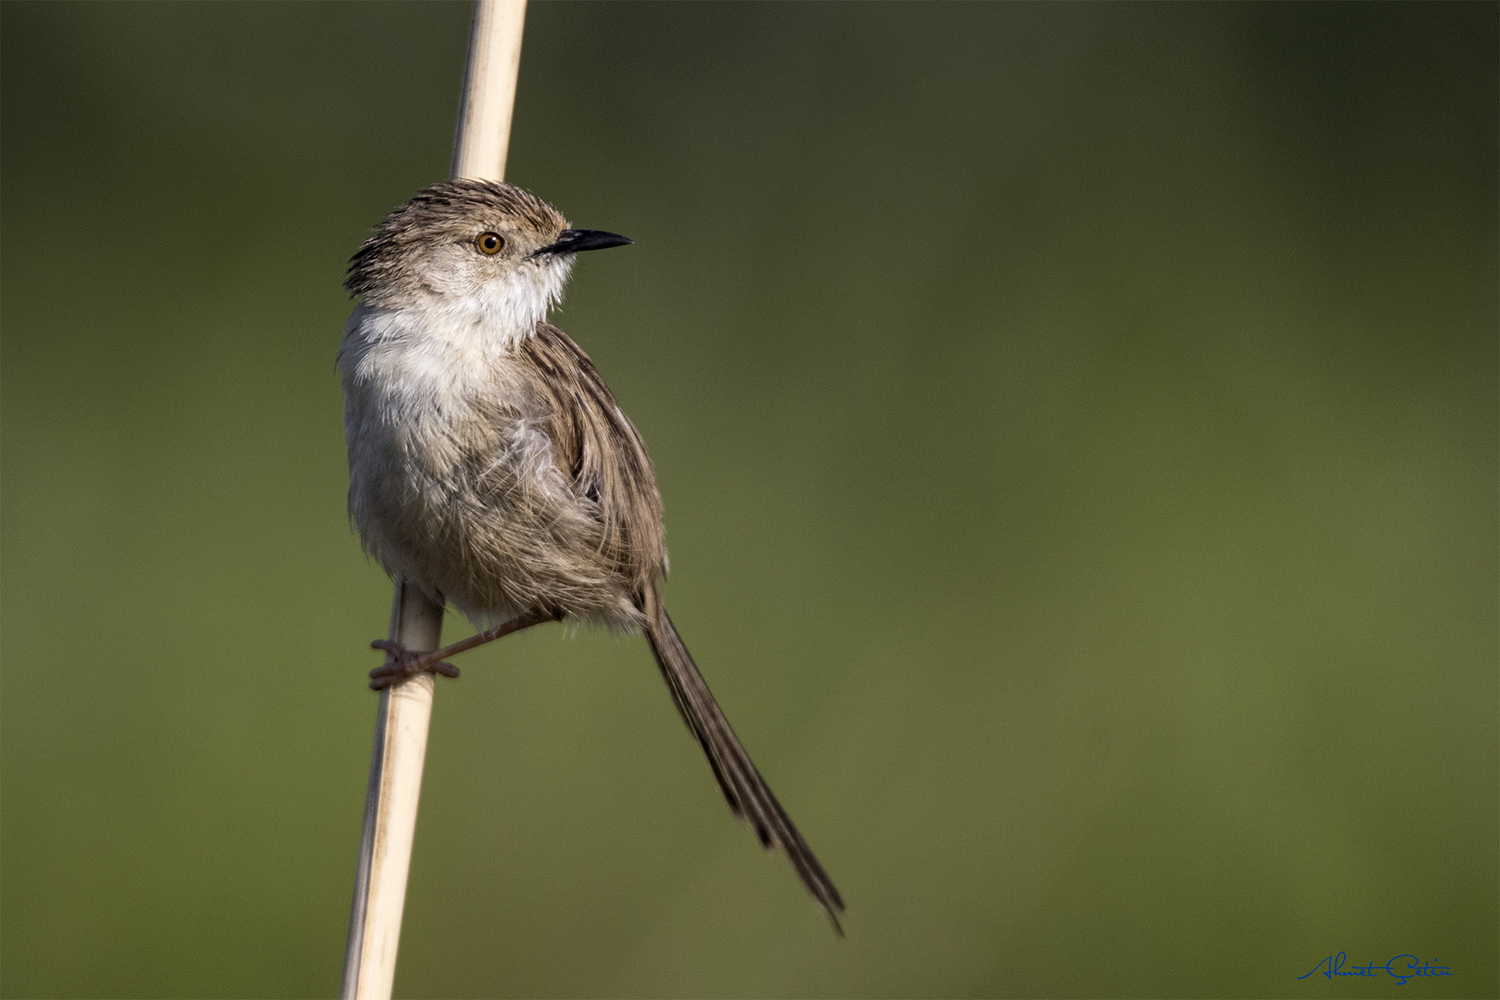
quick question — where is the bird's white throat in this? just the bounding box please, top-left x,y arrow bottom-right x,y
341,253 -> 573,418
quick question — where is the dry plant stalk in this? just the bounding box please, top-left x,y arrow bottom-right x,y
340,3 -> 528,997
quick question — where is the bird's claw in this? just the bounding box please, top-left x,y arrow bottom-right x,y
368,639 -> 461,689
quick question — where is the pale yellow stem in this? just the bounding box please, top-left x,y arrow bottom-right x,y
341,3 -> 527,997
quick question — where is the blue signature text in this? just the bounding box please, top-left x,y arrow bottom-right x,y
1298,952 -> 1453,985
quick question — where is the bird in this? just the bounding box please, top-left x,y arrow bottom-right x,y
337,179 -> 844,932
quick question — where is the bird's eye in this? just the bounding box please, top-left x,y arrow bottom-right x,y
475,232 -> 504,255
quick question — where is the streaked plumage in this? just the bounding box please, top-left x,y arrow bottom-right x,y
338,179 -> 844,931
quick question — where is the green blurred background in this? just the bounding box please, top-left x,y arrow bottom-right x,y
2,3 -> 1495,997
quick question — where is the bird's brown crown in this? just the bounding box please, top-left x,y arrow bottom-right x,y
345,180 -> 568,301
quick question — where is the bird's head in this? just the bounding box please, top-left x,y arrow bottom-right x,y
345,179 -> 631,335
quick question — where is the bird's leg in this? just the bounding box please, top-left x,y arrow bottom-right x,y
367,608 -> 561,690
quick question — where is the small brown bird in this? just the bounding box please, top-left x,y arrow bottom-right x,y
337,179 -> 844,931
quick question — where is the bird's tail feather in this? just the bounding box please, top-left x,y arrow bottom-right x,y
645,610 -> 845,933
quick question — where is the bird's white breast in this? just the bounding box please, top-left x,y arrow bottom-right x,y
338,256 -> 573,468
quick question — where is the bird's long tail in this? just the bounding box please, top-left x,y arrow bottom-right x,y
644,610 -> 845,933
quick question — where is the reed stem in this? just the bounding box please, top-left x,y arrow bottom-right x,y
340,4 -> 528,996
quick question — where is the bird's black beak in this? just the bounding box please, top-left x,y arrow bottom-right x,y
532,229 -> 633,257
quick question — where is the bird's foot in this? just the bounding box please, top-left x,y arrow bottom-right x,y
368,639 -> 461,690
